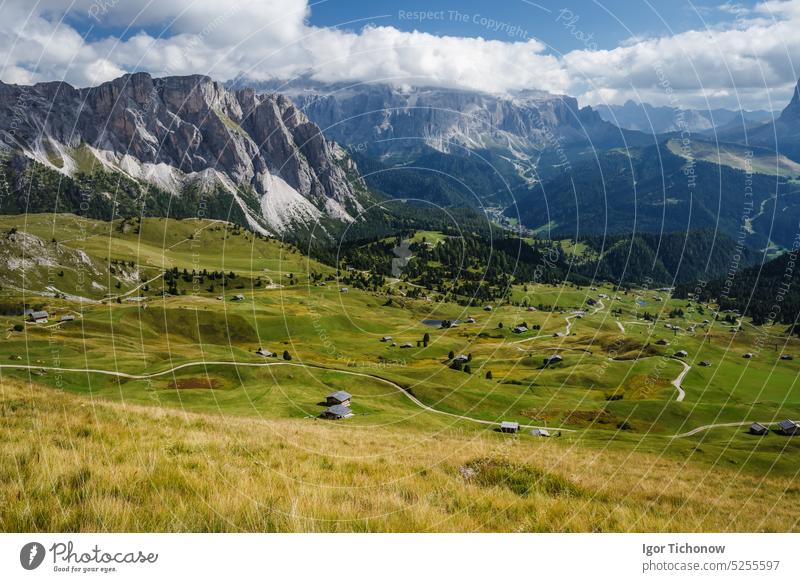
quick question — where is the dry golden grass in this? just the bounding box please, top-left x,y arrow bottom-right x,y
1,377 -> 798,532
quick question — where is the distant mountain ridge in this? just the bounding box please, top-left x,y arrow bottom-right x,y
715,78 -> 800,162
506,142 -> 797,249
231,77 -> 623,158
595,100 -> 773,134
0,73 -> 370,234
228,77 -> 654,207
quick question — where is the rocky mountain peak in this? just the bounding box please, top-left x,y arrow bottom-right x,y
0,73 -> 368,234
779,79 -> 800,123
231,78 -> 639,160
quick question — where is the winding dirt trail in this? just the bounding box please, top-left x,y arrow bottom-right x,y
0,360 -> 575,433
670,359 -> 690,402
671,421 -> 778,438
8,297 -> 752,438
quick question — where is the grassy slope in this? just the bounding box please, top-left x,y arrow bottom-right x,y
667,138 -> 800,178
2,377 -> 798,532
0,214 -> 331,299
2,217 -> 800,531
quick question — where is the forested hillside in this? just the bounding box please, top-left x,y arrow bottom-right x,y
342,228 -> 753,303
584,230 -> 754,285
507,143 -> 794,248
676,251 -> 800,329
353,148 -> 525,208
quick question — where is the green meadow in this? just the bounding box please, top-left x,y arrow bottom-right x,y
2,215 -> 799,531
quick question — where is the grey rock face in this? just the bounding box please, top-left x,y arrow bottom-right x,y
0,73 -> 365,232
237,78 -> 626,158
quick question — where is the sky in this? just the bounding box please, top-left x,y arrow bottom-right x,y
1,0 -> 800,110
308,0 -> 735,53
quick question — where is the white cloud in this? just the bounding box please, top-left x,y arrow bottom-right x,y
1,0 -> 800,110
564,2 -> 800,109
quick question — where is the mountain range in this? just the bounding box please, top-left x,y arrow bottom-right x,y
238,77 -> 650,159
0,73 -> 370,235
503,79 -> 800,250
3,71 -> 800,256
595,101 -> 773,134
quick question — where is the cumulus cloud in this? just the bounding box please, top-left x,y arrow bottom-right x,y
2,0 -> 800,109
565,1 -> 800,109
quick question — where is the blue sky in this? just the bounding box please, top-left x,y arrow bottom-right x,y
306,0 -> 756,54
3,0 -> 798,109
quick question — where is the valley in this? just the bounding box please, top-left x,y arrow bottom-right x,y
2,214 -> 800,532
2,69 -> 800,535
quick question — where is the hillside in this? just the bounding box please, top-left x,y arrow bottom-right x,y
0,214 -> 331,300
584,230 -> 756,286
344,229 -> 755,292
2,377 -> 798,532
677,251 -> 800,327
506,143 -> 796,249
666,138 -> 800,178
353,148 -> 529,208
1,214 -> 800,532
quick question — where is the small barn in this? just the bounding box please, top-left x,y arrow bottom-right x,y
60,314 -> 75,322
340,287 -> 349,293
256,348 -> 274,357
483,305 -> 493,312
656,339 -> 670,346
380,336 -> 393,342
749,422 -> 769,436
466,317 -> 476,323
28,310 -> 49,323
499,421 -> 519,434
231,294 -> 245,301
326,390 -> 352,406
400,342 -> 413,348
674,350 -> 689,358
322,405 -> 353,420
699,360 -> 712,367
543,354 -> 563,366
531,428 -> 550,437
780,354 -> 794,361
778,420 -> 800,436
742,352 -> 754,359
453,354 -> 469,363
512,325 -> 528,334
